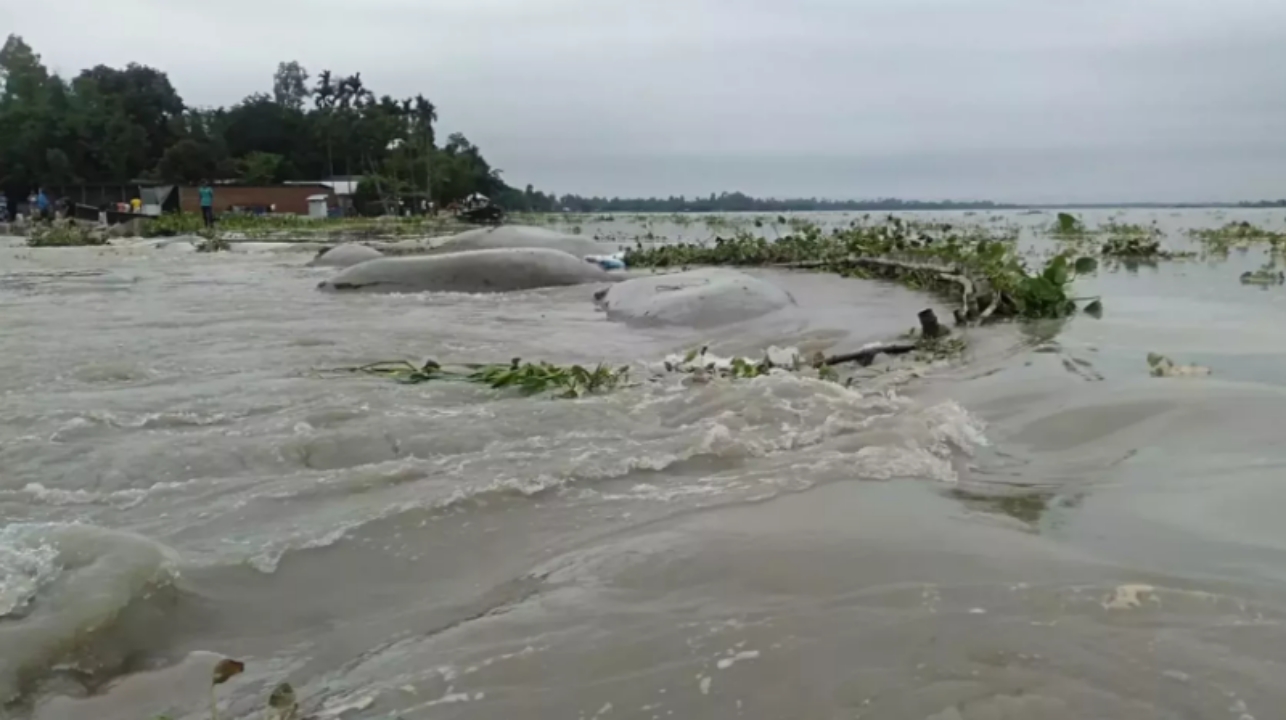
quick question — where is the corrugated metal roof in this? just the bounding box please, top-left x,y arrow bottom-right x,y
285,179 -> 361,196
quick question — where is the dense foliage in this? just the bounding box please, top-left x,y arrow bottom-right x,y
0,35 -> 508,211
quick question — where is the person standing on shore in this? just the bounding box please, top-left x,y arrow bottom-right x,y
198,181 -> 215,228
35,188 -> 50,222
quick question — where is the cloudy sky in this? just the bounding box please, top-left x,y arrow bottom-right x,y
3,0 -> 1284,202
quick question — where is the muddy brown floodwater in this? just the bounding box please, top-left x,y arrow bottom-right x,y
3,209 -> 1286,719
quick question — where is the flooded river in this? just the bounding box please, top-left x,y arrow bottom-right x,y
3,209 -> 1286,719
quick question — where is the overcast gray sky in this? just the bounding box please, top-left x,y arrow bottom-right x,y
3,0 -> 1284,202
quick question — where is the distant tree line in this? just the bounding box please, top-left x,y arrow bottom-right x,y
0,34 -> 512,212
516,191 -> 1007,214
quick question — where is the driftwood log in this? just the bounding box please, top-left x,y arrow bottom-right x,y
819,308 -> 945,367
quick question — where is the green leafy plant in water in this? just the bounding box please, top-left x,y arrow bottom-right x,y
1052,212 -> 1086,236
1096,223 -> 1194,262
26,220 -> 108,247
1188,221 -> 1286,254
141,212 -> 206,238
351,358 -> 630,398
664,345 -> 783,382
1239,261 -> 1285,286
624,217 -> 1096,321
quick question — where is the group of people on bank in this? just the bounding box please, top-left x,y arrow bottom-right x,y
0,188 -> 52,223
0,182 -> 216,227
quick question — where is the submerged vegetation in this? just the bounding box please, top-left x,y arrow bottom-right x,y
340,315 -> 968,398
1052,212 -> 1087,236
346,358 -> 631,398
1188,221 -> 1286,253
624,216 -> 1097,321
25,219 -> 108,247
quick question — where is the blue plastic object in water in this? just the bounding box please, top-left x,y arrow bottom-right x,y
585,254 -> 626,271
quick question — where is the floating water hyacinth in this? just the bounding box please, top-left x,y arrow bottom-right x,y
335,308 -> 971,398
622,216 -> 1101,322
342,358 -> 631,398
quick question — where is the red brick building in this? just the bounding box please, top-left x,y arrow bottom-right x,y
177,184 -> 335,215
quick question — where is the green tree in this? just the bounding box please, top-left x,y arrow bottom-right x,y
272,61 -> 310,110
154,138 -> 220,183
0,34 -> 57,194
73,63 -> 184,167
238,151 -> 285,185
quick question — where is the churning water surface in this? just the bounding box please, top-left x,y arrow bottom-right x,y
3,209 -> 1286,720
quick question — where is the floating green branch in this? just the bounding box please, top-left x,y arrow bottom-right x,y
346,358 -> 630,398
623,217 -> 1096,321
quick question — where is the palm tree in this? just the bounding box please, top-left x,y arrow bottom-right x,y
312,70 -> 336,177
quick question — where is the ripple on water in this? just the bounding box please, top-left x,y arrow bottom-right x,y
6,211 -> 1286,718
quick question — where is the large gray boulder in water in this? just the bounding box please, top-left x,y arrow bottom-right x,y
309,242 -> 384,268
318,247 -> 621,294
595,268 -> 795,328
429,225 -> 609,258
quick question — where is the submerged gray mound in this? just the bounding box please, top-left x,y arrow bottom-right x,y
309,243 -> 384,268
596,268 -> 795,328
430,225 -> 608,257
318,247 -> 620,294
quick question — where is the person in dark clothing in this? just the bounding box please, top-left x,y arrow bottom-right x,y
198,182 -> 215,228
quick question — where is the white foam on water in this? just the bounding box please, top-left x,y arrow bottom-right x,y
221,369 -> 990,575
0,525 -> 62,617
10,480 -> 200,508
0,523 -> 180,702
715,650 -> 760,670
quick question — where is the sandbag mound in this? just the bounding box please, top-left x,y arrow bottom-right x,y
309,243 -> 384,268
595,268 -> 796,328
318,247 -> 621,294
429,225 -> 609,258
